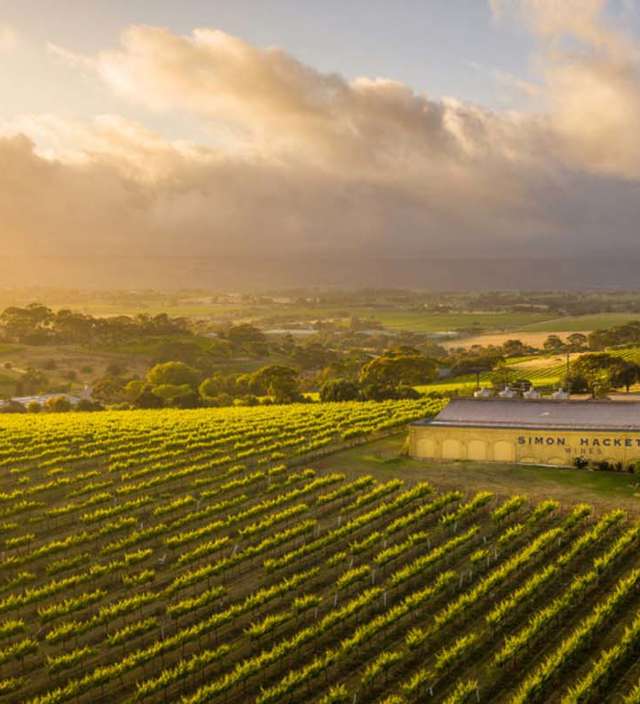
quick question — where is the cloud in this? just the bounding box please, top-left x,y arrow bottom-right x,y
0,24 -> 17,53
1,7 -> 640,287
0,113 -> 550,260
468,61 -> 543,100
47,42 -> 96,74
493,0 -> 640,178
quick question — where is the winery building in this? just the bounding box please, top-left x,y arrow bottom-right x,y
409,398 -> 640,466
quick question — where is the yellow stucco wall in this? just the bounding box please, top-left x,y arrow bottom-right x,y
408,424 -> 640,466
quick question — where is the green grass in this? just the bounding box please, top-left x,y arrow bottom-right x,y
39,300 -> 560,333
11,299 -> 639,336
316,434 -> 640,512
518,313 -> 640,333
369,310 -> 554,333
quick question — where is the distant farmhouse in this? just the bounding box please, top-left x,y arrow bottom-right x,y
409,398 -> 640,467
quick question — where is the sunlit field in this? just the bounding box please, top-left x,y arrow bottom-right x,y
1,402 -> 640,702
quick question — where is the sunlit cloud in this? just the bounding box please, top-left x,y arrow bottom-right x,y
0,24 -> 17,53
47,42 -> 96,74
0,2 -> 640,285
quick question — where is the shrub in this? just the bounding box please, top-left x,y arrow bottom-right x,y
0,400 -> 26,414
319,379 -> 360,403
76,399 -> 102,412
45,397 -> 72,413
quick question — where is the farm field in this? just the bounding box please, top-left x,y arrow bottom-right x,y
443,331 -> 584,350
417,353 -> 576,394
366,311 -> 555,334
0,400 -> 440,703
11,301 -> 555,332
1,404 -> 640,702
518,313 -> 640,333
447,316 -> 640,348
359,311 -> 640,337
419,348 -> 640,395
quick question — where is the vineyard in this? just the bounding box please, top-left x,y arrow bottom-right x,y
422,348 -> 640,394
419,354 -> 573,394
1,400 -> 640,702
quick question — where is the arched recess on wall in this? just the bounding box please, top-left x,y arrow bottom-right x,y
493,440 -> 515,462
467,440 -> 487,461
417,438 -> 436,458
547,456 -> 565,466
442,438 -> 463,460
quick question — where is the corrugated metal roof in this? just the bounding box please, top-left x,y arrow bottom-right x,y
414,398 -> 640,431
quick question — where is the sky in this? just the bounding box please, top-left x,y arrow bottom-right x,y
1,0 -> 640,288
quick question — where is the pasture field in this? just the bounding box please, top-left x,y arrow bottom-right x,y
366,311 -> 554,334
518,313 -> 640,333
2,402 -> 640,703
443,331 -> 584,350
21,300 -> 555,332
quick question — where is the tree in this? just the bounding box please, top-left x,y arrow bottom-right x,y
566,353 -> 628,397
359,353 -> 437,387
0,303 -> 53,343
250,365 -> 301,403
588,321 -> 640,350
19,368 -> 49,395
152,340 -> 214,371
76,398 -> 102,412
502,339 -> 527,357
319,379 -> 360,402
543,335 -> 565,353
610,361 -> 640,392
199,376 -> 222,402
152,383 -> 199,407
227,324 -> 268,356
105,362 -> 127,377
92,376 -> 127,404
566,333 -> 588,351
448,351 -> 504,377
123,379 -> 146,402
198,373 -> 240,401
489,363 -> 520,389
565,372 -> 590,394
131,386 -> 164,409
147,362 -> 199,389
291,342 -> 337,371
205,392 -> 234,407
45,397 -> 72,413
360,383 -> 401,401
